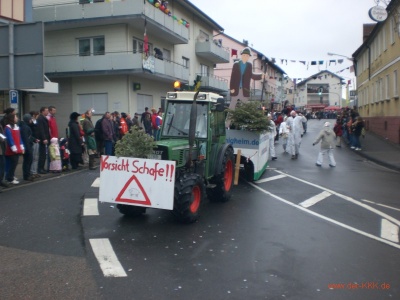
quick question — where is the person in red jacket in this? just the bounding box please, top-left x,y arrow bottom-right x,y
47,106 -> 59,139
119,112 -> 129,137
151,108 -> 159,140
274,112 -> 283,141
4,114 -> 24,184
333,118 -> 343,147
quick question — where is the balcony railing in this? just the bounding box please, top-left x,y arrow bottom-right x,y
195,40 -> 229,64
33,0 -> 188,44
44,51 -> 189,81
198,74 -> 228,92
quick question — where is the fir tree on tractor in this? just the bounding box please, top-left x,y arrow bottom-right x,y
226,101 -> 273,133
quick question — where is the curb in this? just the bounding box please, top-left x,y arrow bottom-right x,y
352,149 -> 400,173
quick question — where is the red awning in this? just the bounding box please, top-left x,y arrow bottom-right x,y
324,106 -> 341,111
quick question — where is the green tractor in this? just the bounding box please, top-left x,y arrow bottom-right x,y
117,90 -> 235,223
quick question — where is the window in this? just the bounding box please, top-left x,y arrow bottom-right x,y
386,75 -> 390,99
133,37 -> 153,55
198,30 -> 209,42
394,70 -> 398,97
93,37 -> 105,55
79,39 -> 90,56
78,37 -> 105,56
182,57 -> 189,68
78,93 -> 108,114
200,64 -> 209,76
390,17 -> 395,44
383,27 -> 387,51
163,48 -> 171,61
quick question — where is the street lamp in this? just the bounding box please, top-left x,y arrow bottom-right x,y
327,52 -> 354,61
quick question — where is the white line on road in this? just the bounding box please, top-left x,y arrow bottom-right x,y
248,182 -> 400,250
255,174 -> 287,184
362,199 -> 400,212
83,198 -> 99,216
381,219 -> 399,243
299,191 -> 332,208
89,238 -> 127,277
274,170 -> 400,228
91,177 -> 100,188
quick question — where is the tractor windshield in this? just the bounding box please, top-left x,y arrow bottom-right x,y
162,102 -> 208,138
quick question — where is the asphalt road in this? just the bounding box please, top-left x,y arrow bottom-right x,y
1,119 -> 399,300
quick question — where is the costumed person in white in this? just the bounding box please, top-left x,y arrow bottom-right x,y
313,122 -> 336,167
279,116 -> 290,153
286,111 -> 307,159
267,114 -> 277,160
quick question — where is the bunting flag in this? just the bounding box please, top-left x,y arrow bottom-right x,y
231,49 -> 238,57
143,33 -> 149,56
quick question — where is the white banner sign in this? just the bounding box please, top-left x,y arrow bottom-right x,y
99,156 -> 176,210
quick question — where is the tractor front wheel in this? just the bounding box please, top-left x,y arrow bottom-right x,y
173,173 -> 206,223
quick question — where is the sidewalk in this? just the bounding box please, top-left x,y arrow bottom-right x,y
348,130 -> 400,172
1,160 -> 97,191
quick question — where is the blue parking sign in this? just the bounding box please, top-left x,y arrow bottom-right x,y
10,90 -> 18,104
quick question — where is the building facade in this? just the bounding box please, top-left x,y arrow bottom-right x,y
294,70 -> 344,111
353,0 -> 400,144
28,0 -> 229,131
212,32 -> 286,110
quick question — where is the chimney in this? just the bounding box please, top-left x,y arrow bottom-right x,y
363,23 -> 376,42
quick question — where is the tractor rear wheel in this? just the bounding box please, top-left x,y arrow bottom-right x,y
173,173 -> 206,223
117,204 -> 147,216
207,147 -> 234,202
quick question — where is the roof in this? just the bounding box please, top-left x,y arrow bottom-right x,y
296,70 -> 345,87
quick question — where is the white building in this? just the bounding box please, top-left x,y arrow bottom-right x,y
294,70 -> 344,111
28,0 -> 229,130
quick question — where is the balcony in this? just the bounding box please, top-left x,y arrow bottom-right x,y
195,40 -> 230,63
199,74 -> 228,93
44,52 -> 189,82
33,0 -> 188,44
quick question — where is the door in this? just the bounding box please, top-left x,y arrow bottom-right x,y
136,94 -> 153,115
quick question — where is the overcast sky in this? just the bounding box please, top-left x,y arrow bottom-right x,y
189,0 -> 379,83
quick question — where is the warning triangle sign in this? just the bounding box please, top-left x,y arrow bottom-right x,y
115,175 -> 151,206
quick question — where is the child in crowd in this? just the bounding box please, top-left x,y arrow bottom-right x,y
49,137 -> 62,173
59,138 -> 70,171
279,116 -> 290,153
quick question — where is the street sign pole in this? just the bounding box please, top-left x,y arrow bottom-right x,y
9,23 -> 14,90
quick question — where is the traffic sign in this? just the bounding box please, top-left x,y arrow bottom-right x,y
9,90 -> 18,104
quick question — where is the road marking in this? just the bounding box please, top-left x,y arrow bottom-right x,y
255,174 -> 286,184
381,219 -> 399,243
248,182 -> 400,250
83,198 -> 99,216
89,238 -> 127,277
92,177 -> 100,188
299,191 -> 332,208
362,199 -> 400,212
274,170 -> 400,227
